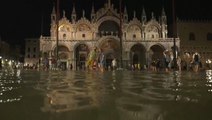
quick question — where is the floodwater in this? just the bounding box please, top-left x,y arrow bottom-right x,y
0,69 -> 212,120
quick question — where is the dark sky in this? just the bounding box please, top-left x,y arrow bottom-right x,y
1,0 -> 212,48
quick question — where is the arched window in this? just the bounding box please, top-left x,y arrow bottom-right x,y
133,34 -> 136,39
207,33 -> 212,41
82,34 -> 86,38
189,32 -> 195,41
63,34 -> 66,39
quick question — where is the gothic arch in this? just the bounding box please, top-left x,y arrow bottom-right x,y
149,44 -> 165,61
74,43 -> 89,70
130,43 -> 147,66
98,36 -> 120,68
52,45 -> 70,60
96,16 -> 120,28
52,43 -> 70,53
145,21 -> 162,39
76,23 -> 91,32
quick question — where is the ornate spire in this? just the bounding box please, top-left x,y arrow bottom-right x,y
82,10 -> 85,18
63,10 -> 66,18
71,3 -> 76,23
123,6 -> 128,22
124,6 -> 127,14
72,4 -> 76,14
151,12 -> 155,20
142,7 -> 146,17
108,0 -> 111,8
51,5 -> 56,23
52,5 -> 56,14
161,7 -> 166,16
91,3 -> 95,22
133,11 -> 136,19
161,7 -> 167,24
141,7 -> 147,23
91,3 -> 95,14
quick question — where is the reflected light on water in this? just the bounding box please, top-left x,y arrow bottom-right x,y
206,70 -> 212,92
1,70 -> 212,120
0,69 -> 23,104
206,70 -> 212,82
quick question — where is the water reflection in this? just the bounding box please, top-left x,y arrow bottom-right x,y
39,71 -> 106,112
206,70 -> 212,92
0,69 -> 22,103
1,70 -> 212,120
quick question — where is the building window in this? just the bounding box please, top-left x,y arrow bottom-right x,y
82,34 -> 85,38
63,34 -> 66,39
207,33 -> 212,41
28,48 -> 30,52
152,35 -> 154,38
33,47 -> 36,52
189,33 -> 195,41
33,54 -> 36,58
133,34 -> 136,39
28,54 -> 30,58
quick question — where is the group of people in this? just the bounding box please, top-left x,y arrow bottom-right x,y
162,50 -> 201,72
86,46 -> 117,72
86,47 -> 202,72
86,47 -> 117,72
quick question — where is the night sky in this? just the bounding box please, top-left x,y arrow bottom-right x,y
1,0 -> 212,51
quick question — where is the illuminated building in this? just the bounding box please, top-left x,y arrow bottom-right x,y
39,0 -> 180,70
24,38 -> 40,68
177,20 -> 212,68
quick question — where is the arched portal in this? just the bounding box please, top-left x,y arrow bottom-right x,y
53,45 -> 70,70
130,44 -> 146,68
149,44 -> 165,61
98,20 -> 119,36
99,39 -> 120,68
75,44 -> 89,70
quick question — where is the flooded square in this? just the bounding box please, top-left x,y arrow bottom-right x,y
0,69 -> 212,120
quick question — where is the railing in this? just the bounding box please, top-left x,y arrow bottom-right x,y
40,35 -> 180,42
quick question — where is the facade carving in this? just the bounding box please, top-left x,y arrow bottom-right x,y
39,0 -> 180,70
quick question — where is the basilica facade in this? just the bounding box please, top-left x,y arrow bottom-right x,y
39,0 -> 180,70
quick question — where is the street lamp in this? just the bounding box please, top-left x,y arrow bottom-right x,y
56,0 -> 60,68
0,56 -> 2,69
119,0 -> 123,68
172,0 -> 177,70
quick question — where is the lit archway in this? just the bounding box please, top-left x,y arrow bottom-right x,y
99,38 -> 120,68
75,44 -> 89,70
149,44 -> 165,61
130,44 -> 146,67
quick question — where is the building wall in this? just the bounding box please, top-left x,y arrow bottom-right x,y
177,20 -> 212,65
0,41 -> 10,59
24,38 -> 40,68
38,1 -> 179,70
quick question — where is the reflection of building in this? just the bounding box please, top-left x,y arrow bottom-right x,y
40,0 -> 180,70
40,71 -> 103,113
177,20 -> 212,67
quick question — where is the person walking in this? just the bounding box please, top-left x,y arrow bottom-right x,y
112,58 -> 117,70
192,52 -> 200,72
163,50 -> 171,72
98,48 -> 106,72
86,46 -> 98,70
177,56 -> 181,71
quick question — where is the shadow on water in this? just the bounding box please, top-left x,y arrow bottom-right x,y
0,69 -> 212,120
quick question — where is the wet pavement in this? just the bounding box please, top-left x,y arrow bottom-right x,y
0,69 -> 212,120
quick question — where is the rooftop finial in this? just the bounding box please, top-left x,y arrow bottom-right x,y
108,0 -> 111,8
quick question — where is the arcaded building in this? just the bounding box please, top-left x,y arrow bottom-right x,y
177,20 -> 212,66
39,0 -> 180,70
